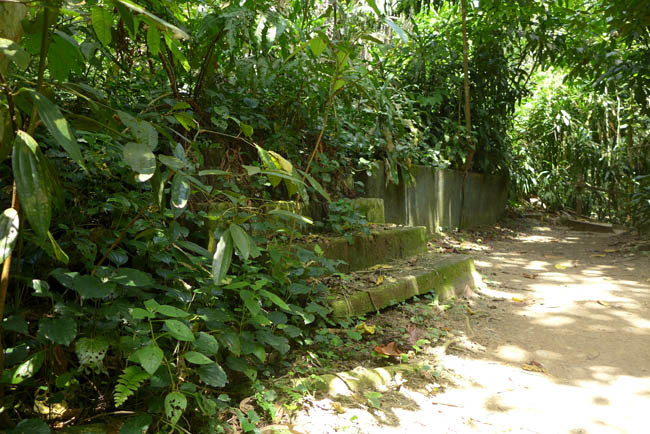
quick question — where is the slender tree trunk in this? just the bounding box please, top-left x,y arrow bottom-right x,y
461,0 -> 474,171
459,0 -> 473,228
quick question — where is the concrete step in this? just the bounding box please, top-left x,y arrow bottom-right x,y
564,218 -> 614,233
315,225 -> 427,273
329,253 -> 480,317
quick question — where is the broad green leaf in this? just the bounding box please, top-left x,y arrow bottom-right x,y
129,307 -> 154,320
184,351 -> 213,365
118,111 -> 158,150
116,0 -> 190,40
192,332 -> 219,356
229,223 -> 250,260
256,330 -> 290,355
150,169 -> 165,209
385,17 -> 408,43
176,240 -> 211,258
164,392 -> 187,425
212,230 -> 233,285
12,131 -> 51,241
111,268 -> 154,287
71,274 -> 107,299
156,305 -> 189,318
164,319 -> 195,341
259,289 -> 290,311
299,170 -> 331,202
164,35 -> 190,72
241,340 -> 266,362
134,344 -> 164,375
123,142 -> 156,182
119,413 -> 152,434
115,2 -> 138,38
0,38 -> 29,70
173,112 -> 194,130
146,22 -> 160,56
171,173 -> 190,209
197,362 -> 227,387
47,231 -> 69,265
3,315 -> 28,334
38,316 -> 77,346
91,7 -> 113,46
158,154 -> 184,170
75,337 -> 109,369
267,150 -> 293,174
9,418 -> 51,434
240,122 -> 254,138
198,169 -> 229,176
11,352 -> 45,384
365,0 -> 382,16
309,36 -> 327,57
267,209 -> 313,225
333,79 -> 346,92
47,34 -> 83,81
0,208 -> 19,263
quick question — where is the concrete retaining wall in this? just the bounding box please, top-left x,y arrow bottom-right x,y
362,163 -> 507,233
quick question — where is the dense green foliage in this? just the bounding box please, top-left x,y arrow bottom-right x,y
0,0 -> 648,432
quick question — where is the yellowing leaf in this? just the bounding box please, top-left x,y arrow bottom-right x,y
512,296 -> 524,302
368,264 -> 393,271
355,322 -> 376,335
375,275 -> 384,285
554,264 -> 566,270
591,254 -> 605,257
465,305 -> 476,315
603,249 -> 617,253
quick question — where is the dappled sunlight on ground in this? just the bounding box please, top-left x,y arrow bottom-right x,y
288,221 -> 650,433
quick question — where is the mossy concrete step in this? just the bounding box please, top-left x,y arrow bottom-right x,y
317,226 -> 427,273
330,254 -> 479,317
565,218 -> 614,233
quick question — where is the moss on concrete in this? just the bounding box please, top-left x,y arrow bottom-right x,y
330,255 -> 478,317
318,226 -> 427,272
351,198 -> 385,223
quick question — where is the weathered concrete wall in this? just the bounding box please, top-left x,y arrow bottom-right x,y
361,163 -> 507,233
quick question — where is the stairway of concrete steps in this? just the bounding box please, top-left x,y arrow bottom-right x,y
313,198 -> 481,318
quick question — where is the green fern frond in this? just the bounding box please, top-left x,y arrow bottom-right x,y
114,365 -> 150,407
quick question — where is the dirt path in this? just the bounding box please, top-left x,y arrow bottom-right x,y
285,218 -> 650,434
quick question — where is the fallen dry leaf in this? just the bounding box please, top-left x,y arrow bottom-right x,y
522,361 -> 545,373
522,273 -> 538,279
597,300 -> 609,306
374,341 -> 402,356
544,255 -> 563,259
331,402 -> 346,414
604,249 -> 617,253
591,253 -> 606,257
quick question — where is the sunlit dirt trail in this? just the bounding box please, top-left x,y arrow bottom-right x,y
286,219 -> 650,434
